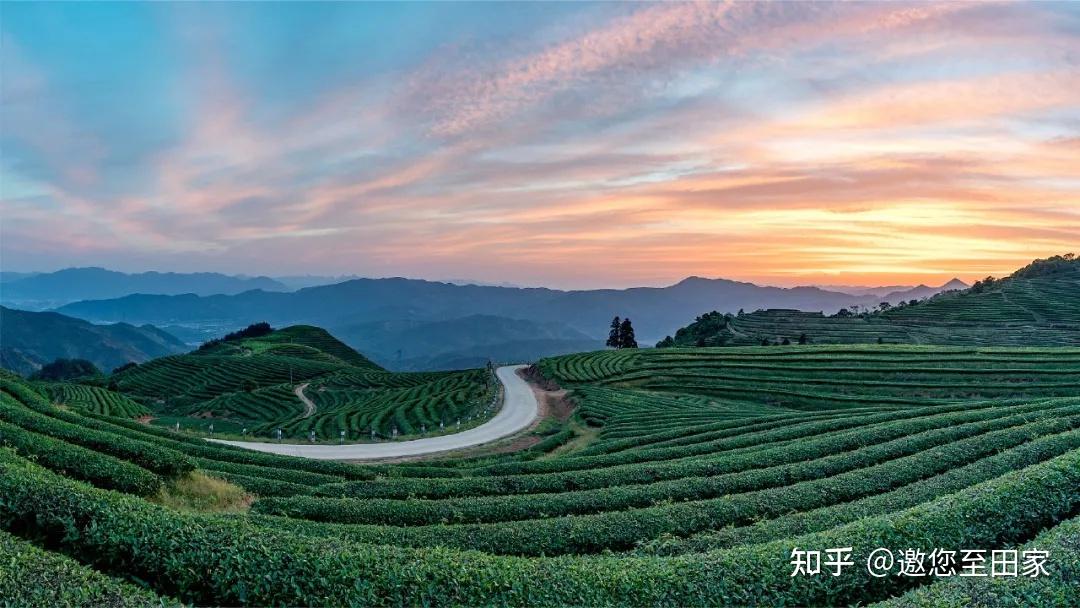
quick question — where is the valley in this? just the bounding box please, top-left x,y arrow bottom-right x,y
1,254 -> 1078,606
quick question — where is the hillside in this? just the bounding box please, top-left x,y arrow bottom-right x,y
110,324 -> 496,440
662,254 -> 1079,348
0,306 -> 187,376
54,275 -> 880,338
0,267 -> 288,310
53,275 -> 881,369
1,340 -> 1078,605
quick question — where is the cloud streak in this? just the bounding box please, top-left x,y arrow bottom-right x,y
1,1 -> 1077,288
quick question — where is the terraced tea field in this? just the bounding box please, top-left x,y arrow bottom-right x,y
667,257 -> 1080,348
1,341 -> 1078,606
37,383 -> 150,418
108,325 -> 496,440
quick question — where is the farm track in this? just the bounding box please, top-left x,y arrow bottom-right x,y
207,365 -> 537,459
295,383 -> 315,418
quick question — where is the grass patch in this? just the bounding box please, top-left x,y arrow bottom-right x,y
542,417 -> 597,458
151,471 -> 252,513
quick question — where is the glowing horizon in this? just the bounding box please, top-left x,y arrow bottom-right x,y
1,2 -> 1077,290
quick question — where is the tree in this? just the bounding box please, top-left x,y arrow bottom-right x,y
111,362 -> 138,375
656,336 -> 675,348
619,318 -> 638,349
606,316 -> 622,349
798,333 -> 809,345
30,358 -> 100,381
781,337 -> 791,345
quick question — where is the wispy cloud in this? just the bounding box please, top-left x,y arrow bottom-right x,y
1,1 -> 1077,287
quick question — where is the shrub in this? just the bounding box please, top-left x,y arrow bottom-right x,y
29,358 -> 101,381
3,446 -> 1075,606
0,420 -> 162,496
0,528 -> 179,607
0,395 -> 194,478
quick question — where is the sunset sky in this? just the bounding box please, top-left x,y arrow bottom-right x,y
2,1 -> 1078,289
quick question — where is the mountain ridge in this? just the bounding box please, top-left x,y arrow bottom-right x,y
0,305 -> 187,376
0,267 -> 288,310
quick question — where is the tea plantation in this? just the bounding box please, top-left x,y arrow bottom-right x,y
107,325 -> 497,440
1,337 -> 1078,606
664,254 -> 1080,348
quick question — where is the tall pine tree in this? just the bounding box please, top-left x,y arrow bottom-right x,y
606,316 -> 622,348
619,318 -> 638,349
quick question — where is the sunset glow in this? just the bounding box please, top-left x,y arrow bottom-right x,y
1,1 -> 1077,288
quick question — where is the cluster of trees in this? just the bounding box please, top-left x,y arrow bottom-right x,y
1011,253 -> 1076,279
969,276 -> 998,294
758,333 -> 809,346
605,317 -> 638,349
656,311 -> 732,348
111,362 -> 138,375
198,322 -> 273,351
29,358 -> 101,381
832,298 -> 924,319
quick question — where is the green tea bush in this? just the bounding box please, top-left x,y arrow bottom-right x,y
3,446 -> 1075,606
0,529 -> 179,608
0,396 -> 193,478
0,420 -> 162,496
256,415 -> 1080,553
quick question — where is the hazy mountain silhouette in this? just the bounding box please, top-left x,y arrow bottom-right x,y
55,275 -> 878,355
881,279 -> 969,304
0,306 -> 186,376
0,267 -> 288,310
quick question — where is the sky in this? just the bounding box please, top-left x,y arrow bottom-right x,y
1,1 -> 1078,289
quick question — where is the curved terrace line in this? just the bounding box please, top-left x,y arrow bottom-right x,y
207,365 -> 538,460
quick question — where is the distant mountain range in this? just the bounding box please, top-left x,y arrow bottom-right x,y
47,275 -> 887,369
1,266 -> 976,372
335,314 -> 601,370
0,306 -> 187,376
54,275 -> 884,338
818,279 -> 968,302
880,279 -> 969,303
0,267 -> 288,310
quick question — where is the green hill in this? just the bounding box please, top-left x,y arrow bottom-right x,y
661,254 -> 1080,347
109,324 -> 495,440
0,305 -> 186,376
1,338 -> 1079,605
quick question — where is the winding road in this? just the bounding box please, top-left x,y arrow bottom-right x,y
207,365 -> 538,460
295,383 -> 315,418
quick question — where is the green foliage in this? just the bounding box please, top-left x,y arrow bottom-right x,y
253,408 -> 1080,550
1009,252 -> 1077,279
39,382 -> 150,418
0,528 -> 179,608
0,377 -> 194,478
5,315 -> 1080,606
878,514 -> 1080,607
0,420 -> 162,496
3,446 -> 1079,607
664,261 -> 1080,347
111,324 -> 494,441
29,357 -> 101,381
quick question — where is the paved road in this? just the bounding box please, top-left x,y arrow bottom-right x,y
295,383 -> 315,418
207,365 -> 537,460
